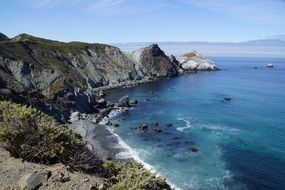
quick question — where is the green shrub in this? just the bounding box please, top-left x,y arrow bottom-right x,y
0,101 -> 103,174
105,161 -> 171,190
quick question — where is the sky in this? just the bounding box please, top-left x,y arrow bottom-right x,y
0,0 -> 285,43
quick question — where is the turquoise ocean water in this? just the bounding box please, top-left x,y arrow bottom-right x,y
106,57 -> 285,190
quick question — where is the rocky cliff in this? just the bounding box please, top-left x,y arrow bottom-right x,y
0,33 -> 218,118
0,33 -> 145,94
0,33 -> 179,118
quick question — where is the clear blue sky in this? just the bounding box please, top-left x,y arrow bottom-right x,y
0,0 -> 285,43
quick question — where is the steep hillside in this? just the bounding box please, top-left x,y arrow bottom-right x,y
0,33 -> 145,94
0,33 -> 180,118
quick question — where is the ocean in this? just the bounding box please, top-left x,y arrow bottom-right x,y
105,57 -> 285,190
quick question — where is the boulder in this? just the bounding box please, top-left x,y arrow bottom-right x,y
188,147 -> 199,153
152,121 -> 159,127
49,171 -> 70,183
117,96 -> 129,107
165,123 -> 172,128
224,97 -> 231,101
106,101 -> 115,108
19,170 -> 51,190
154,128 -> 162,133
113,123 -> 120,127
139,124 -> 148,131
96,90 -> 106,98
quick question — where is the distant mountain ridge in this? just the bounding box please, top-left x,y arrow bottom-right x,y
114,38 -> 285,58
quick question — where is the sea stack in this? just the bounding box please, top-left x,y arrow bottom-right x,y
177,50 -> 219,71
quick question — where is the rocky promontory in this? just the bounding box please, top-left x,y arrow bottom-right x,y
177,50 -> 219,71
127,44 -> 178,78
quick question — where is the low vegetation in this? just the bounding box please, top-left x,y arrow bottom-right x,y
0,101 -> 172,189
104,161 -> 171,190
0,101 -> 104,174
183,50 -> 203,59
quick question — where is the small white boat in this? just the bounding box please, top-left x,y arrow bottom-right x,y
267,64 -> 274,68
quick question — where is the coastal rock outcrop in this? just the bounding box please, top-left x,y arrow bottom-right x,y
117,96 -> 130,107
177,50 -> 218,71
127,44 -> 178,78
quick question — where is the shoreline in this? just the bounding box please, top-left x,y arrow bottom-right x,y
70,105 -> 181,190
100,108 -> 182,190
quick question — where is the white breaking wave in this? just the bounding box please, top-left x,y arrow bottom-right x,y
195,124 -> 239,134
100,108 -> 182,190
177,118 -> 192,132
99,107 -> 127,125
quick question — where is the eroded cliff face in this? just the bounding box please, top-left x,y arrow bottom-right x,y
0,33 -> 218,118
0,34 -> 147,95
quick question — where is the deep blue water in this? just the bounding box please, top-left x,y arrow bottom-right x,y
107,57 -> 285,190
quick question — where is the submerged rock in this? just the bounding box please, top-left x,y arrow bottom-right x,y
165,123 -> 172,128
152,121 -> 159,127
224,97 -> 231,101
154,128 -> 162,133
139,124 -> 148,131
188,147 -> 199,153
